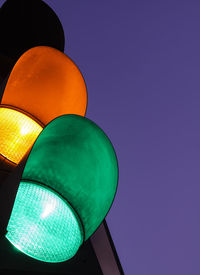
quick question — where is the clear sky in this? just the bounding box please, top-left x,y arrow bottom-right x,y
2,1 -> 200,274
34,1 -> 200,274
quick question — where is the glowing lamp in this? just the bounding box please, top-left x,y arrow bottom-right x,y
0,46 -> 87,164
6,115 -> 118,263
0,107 -> 43,164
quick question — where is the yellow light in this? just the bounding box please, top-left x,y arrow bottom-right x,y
0,106 -> 43,164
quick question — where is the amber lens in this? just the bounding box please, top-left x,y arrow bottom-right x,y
0,107 -> 43,164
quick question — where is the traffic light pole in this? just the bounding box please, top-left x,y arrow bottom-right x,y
91,221 -> 124,275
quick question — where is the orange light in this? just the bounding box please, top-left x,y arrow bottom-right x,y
0,46 -> 87,164
1,46 -> 87,125
0,106 -> 43,164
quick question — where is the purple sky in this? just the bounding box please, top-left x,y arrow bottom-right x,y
38,1 -> 200,274
2,0 -> 200,274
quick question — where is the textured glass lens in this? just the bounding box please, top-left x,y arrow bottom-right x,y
0,107 -> 43,164
6,182 -> 83,263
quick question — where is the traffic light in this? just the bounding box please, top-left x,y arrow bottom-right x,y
0,0 -> 123,274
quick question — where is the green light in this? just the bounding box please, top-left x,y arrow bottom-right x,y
6,181 -> 83,263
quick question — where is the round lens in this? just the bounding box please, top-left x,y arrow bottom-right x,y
6,181 -> 83,263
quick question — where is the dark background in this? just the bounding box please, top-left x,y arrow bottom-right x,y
1,1 -> 200,274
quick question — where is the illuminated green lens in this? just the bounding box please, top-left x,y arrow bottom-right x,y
6,181 -> 83,263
